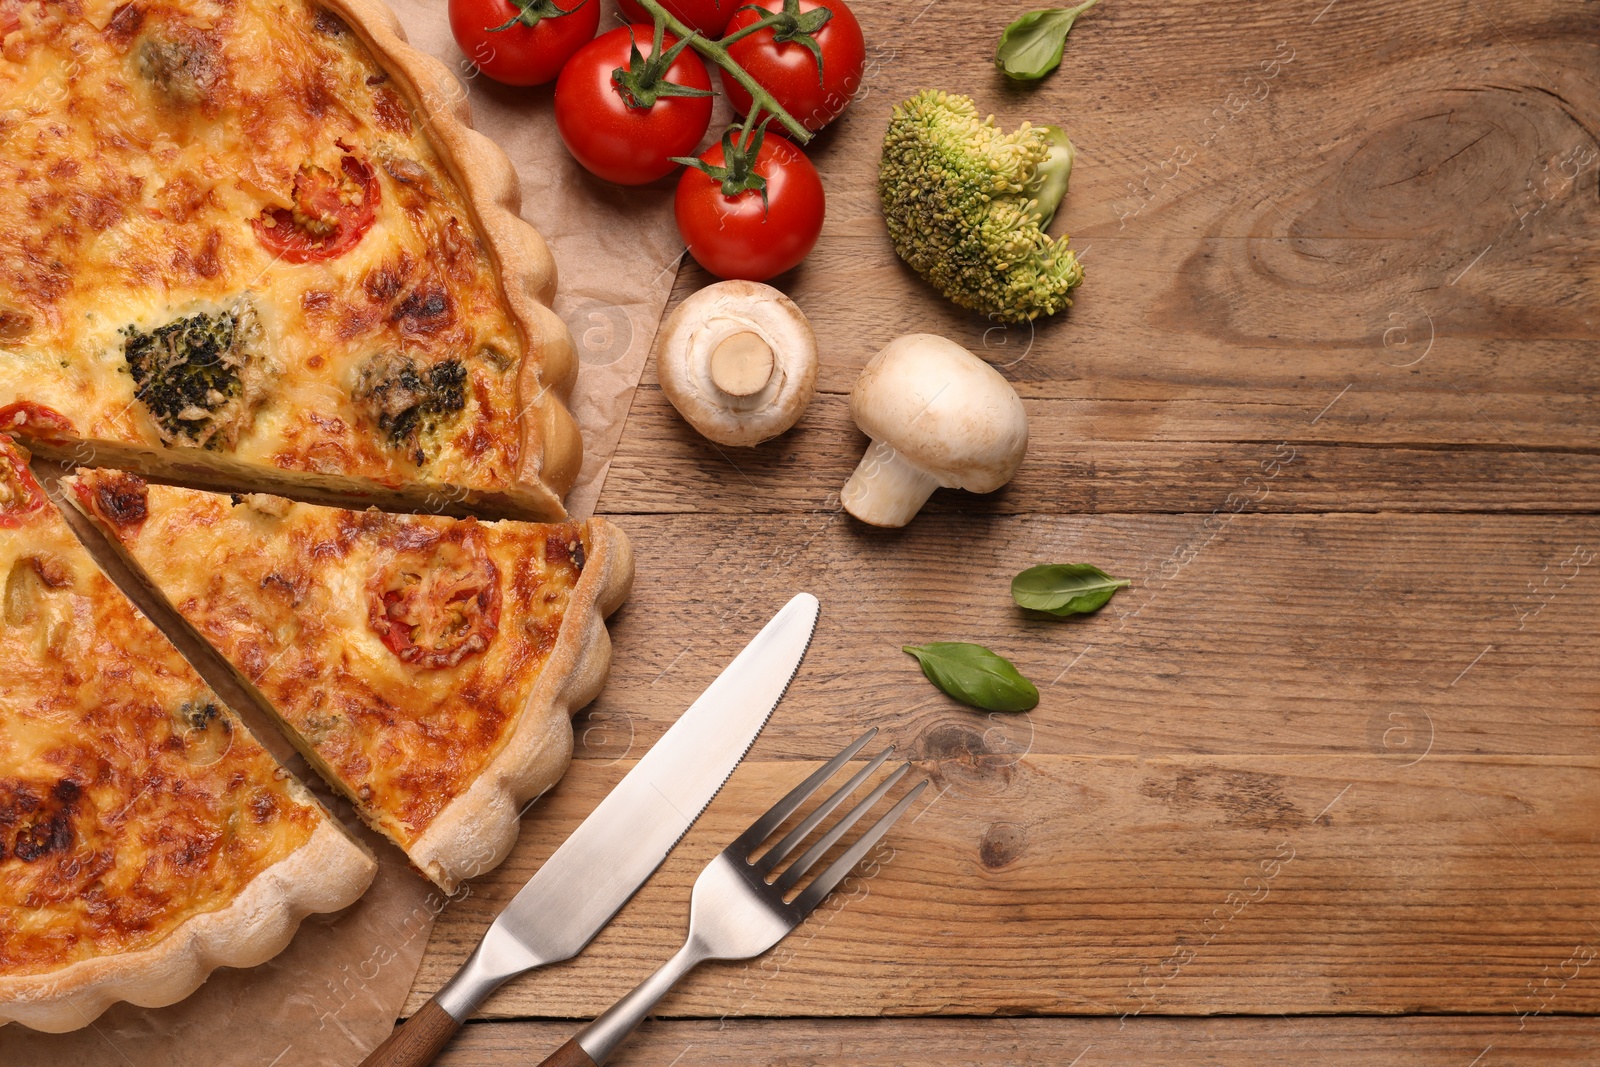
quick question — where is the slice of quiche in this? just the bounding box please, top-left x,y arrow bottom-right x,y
0,0 -> 580,518
0,439 -> 375,1033
68,470 -> 633,891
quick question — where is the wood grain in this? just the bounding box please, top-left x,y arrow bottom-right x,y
409,754 -> 1600,1018
568,514 -> 1600,763
417,0 -> 1600,1046
601,388 -> 1600,515
685,0 -> 1600,441
438,1017 -> 1600,1066
598,0 -> 1600,528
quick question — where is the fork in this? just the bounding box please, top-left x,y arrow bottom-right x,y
537,729 -> 927,1067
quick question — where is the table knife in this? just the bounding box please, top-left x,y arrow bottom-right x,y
359,592 -> 821,1067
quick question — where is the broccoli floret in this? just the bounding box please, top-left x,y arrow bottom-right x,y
352,352 -> 467,463
879,90 -> 1083,323
123,302 -> 262,449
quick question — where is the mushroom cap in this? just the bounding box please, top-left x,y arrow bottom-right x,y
655,280 -> 819,447
848,334 -> 1028,492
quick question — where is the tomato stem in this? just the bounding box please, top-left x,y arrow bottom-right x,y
723,0 -> 831,79
612,19 -> 717,109
629,0 -> 812,143
671,115 -> 774,209
489,0 -> 584,33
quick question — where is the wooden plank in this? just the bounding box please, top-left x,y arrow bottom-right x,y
623,0 -> 1600,460
416,0 -> 1600,1040
438,1016 -> 1600,1066
410,753 -> 1600,1018
568,514 -> 1600,763
601,388 -> 1600,515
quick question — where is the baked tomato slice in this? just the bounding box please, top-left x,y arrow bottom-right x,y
70,470 -> 149,535
0,401 -> 74,440
251,150 -> 380,264
367,524 -> 502,669
0,434 -> 47,528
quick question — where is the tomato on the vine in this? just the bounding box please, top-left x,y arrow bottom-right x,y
721,0 -> 864,131
616,0 -> 734,37
675,127 -> 824,281
448,0 -> 600,87
555,25 -> 715,185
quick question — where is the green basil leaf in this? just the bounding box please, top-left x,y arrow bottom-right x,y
903,642 -> 1040,713
995,0 -> 1101,83
1011,563 -> 1129,616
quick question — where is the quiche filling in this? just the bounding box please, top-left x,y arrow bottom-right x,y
0,0 -> 570,516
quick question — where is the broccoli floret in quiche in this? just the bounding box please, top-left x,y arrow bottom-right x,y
878,90 -> 1083,323
122,301 -> 263,450
352,352 -> 467,463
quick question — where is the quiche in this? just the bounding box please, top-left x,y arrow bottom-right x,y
68,469 -> 633,891
0,439 -> 375,1033
0,0 -> 581,519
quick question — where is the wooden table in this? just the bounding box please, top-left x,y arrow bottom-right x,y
416,0 -> 1600,1061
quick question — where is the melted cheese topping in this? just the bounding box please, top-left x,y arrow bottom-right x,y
74,473 -> 585,850
0,479 -> 320,977
0,0 -> 530,496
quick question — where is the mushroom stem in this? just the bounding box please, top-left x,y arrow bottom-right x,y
709,331 -> 776,398
840,439 -> 942,527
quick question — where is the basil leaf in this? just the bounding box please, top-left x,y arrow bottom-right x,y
903,642 -> 1040,713
995,0 -> 1101,83
1011,563 -> 1129,616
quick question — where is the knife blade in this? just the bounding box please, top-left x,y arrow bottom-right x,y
360,592 -> 820,1067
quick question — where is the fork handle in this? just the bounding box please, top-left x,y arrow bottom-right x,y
539,1038 -> 598,1067
538,940 -> 706,1067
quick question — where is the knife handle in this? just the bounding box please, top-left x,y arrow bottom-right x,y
537,1037 -> 600,1067
359,998 -> 462,1067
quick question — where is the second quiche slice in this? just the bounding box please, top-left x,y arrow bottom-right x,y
68,470 -> 633,891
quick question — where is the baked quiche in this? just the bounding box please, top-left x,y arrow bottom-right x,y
0,0 -> 580,518
68,470 -> 633,891
0,439 -> 375,1033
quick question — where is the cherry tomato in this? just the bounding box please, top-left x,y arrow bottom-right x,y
448,0 -> 600,87
674,133 -> 824,281
0,434 -> 47,528
252,150 -> 379,264
616,0 -> 733,37
721,0 -> 865,131
555,26 -> 714,186
366,525 -> 502,669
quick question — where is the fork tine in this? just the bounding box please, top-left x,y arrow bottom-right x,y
753,745 -> 895,876
773,760 -> 910,894
730,728 -> 878,856
791,775 -> 928,915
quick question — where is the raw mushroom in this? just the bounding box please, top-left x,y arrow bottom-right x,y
655,280 -> 819,447
841,334 -> 1029,527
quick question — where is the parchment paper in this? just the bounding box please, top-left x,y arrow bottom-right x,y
382,0 -> 694,519
3,1 -> 685,1060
